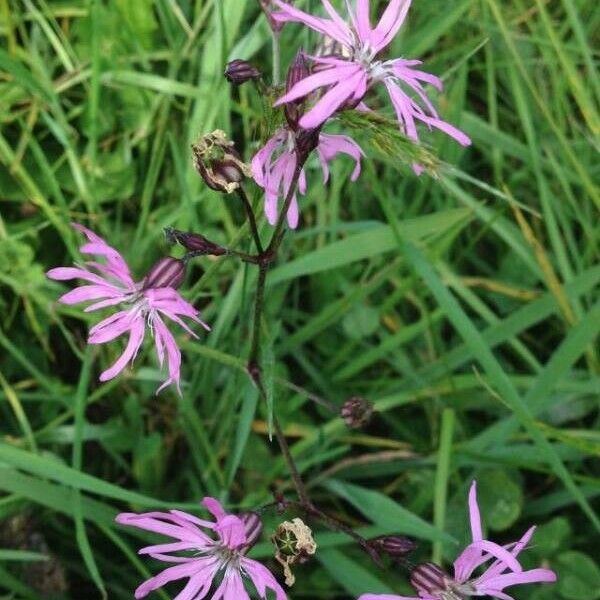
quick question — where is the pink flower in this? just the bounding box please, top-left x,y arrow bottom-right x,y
46,224 -> 209,394
359,482 -> 556,600
272,0 -> 471,148
116,497 -> 287,600
251,128 -> 364,227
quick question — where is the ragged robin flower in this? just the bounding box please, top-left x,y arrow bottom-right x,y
47,224 -> 209,394
116,498 -> 287,600
359,481 -> 556,600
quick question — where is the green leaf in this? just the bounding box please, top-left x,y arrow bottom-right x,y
325,479 -> 456,544
556,551 -> 600,600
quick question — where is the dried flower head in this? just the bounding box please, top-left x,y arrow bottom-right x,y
341,396 -> 374,429
192,130 -> 251,194
271,518 -> 317,586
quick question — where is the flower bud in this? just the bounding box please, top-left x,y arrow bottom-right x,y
340,396 -> 374,429
239,512 -> 263,551
192,130 -> 251,194
225,59 -> 261,85
165,228 -> 227,256
271,518 -> 317,587
410,562 -> 450,595
284,51 -> 310,130
143,257 -> 186,290
367,535 -> 416,559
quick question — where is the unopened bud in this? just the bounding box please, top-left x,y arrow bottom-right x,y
410,562 -> 450,595
239,512 -> 263,551
192,130 -> 251,194
367,535 -> 416,559
340,396 -> 374,429
284,51 -> 310,130
272,518 -> 317,587
225,59 -> 261,85
165,228 -> 227,256
143,257 -> 185,290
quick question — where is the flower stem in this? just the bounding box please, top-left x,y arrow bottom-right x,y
236,186 -> 264,254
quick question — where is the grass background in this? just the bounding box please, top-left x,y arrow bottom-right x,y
0,0 -> 599,598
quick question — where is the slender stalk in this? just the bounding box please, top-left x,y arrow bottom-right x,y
272,416 -> 310,506
236,187 -> 264,253
248,263 -> 268,369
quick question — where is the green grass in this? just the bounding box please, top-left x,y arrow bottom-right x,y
0,0 -> 599,598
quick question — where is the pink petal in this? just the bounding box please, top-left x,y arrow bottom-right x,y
385,80 -> 419,141
481,527 -> 536,581
72,223 -> 135,288
359,596 -> 423,600
215,515 -> 247,550
115,512 -> 210,545
418,115 -> 472,146
468,481 -> 483,542
371,0 -> 412,52
57,284 -> 124,306
138,541 -> 199,560
317,133 -> 364,182
98,318 -> 145,381
153,316 -> 183,395
241,557 -> 287,600
454,540 -> 523,584
134,561 -> 211,600
355,0 -> 372,42
477,568 -> 557,593
212,568 -> 250,600
172,562 -> 221,600
47,266 -> 118,288
202,497 -> 227,521
275,64 -> 360,106
271,0 -> 353,47
88,310 -> 138,345
298,66 -> 368,129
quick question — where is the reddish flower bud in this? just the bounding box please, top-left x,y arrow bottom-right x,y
192,130 -> 251,194
340,396 -> 374,429
410,562 -> 450,595
143,257 -> 186,290
367,535 -> 416,559
225,59 -> 261,85
285,51 -> 311,130
165,228 -> 227,256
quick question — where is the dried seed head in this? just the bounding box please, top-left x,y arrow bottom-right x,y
410,562 -> 451,595
165,228 -> 226,256
239,512 -> 263,551
224,59 -> 261,85
271,518 -> 317,587
143,257 -> 186,290
367,535 -> 416,559
340,396 -> 374,429
192,130 -> 251,194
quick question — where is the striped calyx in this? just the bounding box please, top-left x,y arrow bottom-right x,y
143,257 -> 186,290
410,562 -> 452,596
239,512 -> 263,551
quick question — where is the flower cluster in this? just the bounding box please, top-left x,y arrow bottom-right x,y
251,0 -> 472,226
